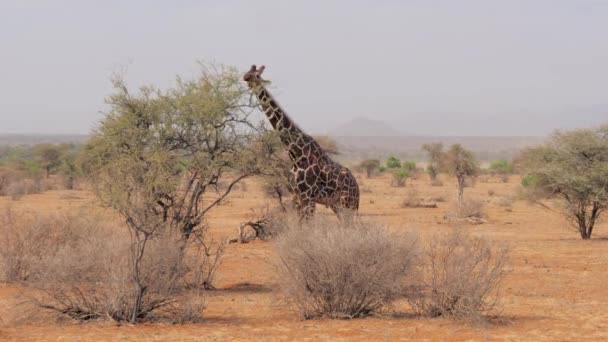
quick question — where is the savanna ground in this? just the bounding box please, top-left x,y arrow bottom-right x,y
0,172 -> 607,341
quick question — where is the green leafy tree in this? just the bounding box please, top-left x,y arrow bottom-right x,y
386,156 -> 401,169
391,168 -> 409,187
444,144 -> 479,212
518,126 -> 608,239
33,144 -> 62,178
422,143 -> 444,180
82,64 -> 274,320
402,160 -> 417,173
489,160 -> 513,175
359,159 -> 381,178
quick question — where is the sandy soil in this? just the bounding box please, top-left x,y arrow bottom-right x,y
1,174 -> 607,341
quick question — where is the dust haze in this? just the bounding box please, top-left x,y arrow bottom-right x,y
1,0 -> 606,136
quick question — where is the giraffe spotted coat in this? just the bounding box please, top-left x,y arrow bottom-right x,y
244,65 -> 359,218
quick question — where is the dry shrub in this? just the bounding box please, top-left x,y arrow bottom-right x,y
0,208 -> 90,282
402,188 -> 422,208
458,198 -> 487,219
275,217 -> 418,319
487,189 -> 496,197
499,174 -> 509,183
0,208 -> 212,323
430,179 -> 444,187
409,229 -> 507,321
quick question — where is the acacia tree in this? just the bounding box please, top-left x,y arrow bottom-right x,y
82,64 -> 274,320
517,126 -> 608,239
33,144 -> 63,178
443,144 -> 478,212
422,143 -> 444,180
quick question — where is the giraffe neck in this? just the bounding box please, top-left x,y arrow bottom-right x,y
251,85 -> 324,163
253,86 -> 303,139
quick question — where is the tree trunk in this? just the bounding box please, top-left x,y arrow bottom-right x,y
457,175 -> 465,216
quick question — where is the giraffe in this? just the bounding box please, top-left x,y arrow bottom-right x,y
243,65 -> 359,219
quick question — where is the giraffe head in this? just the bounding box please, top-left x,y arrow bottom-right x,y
243,65 -> 269,86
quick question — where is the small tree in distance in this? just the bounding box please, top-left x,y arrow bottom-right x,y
443,144 -> 479,213
422,143 -> 444,181
359,159 -> 381,178
517,126 -> 608,239
386,156 -> 401,169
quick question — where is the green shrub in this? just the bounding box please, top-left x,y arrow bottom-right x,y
402,160 -> 417,172
386,156 -> 401,169
391,168 -> 409,187
489,160 -> 512,175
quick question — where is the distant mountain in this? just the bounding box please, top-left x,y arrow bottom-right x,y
330,117 -> 405,137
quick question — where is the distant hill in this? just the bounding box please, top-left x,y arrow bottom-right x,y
0,134 -> 88,146
330,117 -> 405,137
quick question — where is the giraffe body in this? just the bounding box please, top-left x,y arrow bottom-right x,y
244,65 -> 359,218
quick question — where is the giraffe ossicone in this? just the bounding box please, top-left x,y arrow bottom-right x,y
244,65 -> 360,219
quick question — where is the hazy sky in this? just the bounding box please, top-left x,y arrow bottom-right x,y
1,0 -> 607,136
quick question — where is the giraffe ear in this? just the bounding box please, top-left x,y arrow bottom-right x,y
258,65 -> 266,76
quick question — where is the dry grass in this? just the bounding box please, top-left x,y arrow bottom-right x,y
0,207 -> 212,323
275,216 -> 418,319
458,198 -> 487,219
409,229 -> 507,321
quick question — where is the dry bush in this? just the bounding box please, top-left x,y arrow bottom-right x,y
499,174 -> 509,183
402,188 -> 422,208
0,208 -> 212,323
275,217 -> 418,319
430,179 -> 444,187
487,189 -> 496,197
409,229 -> 507,321
0,208 -> 91,282
478,175 -> 490,183
457,198 -> 487,219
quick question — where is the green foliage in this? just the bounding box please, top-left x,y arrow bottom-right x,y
489,160 -> 513,175
391,168 -> 410,187
83,63 -> 270,238
421,143 -> 444,180
402,160 -> 417,172
520,175 -> 539,187
386,156 -> 401,169
444,144 -> 479,179
359,159 -> 381,178
379,165 -> 386,173
518,125 -> 608,239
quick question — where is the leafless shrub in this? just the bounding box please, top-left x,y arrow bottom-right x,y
402,188 -> 422,208
487,189 -> 496,197
0,208 -> 211,323
430,179 -> 444,187
499,174 -> 509,183
0,208 -> 93,282
409,229 -> 507,321
456,198 -> 487,219
275,217 -> 418,319
188,231 -> 226,290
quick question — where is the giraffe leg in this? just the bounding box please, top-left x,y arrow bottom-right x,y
298,198 -> 316,221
